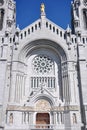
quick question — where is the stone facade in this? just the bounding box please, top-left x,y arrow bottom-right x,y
0,0 -> 87,130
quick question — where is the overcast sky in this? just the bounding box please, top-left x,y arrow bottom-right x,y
15,0 -> 72,30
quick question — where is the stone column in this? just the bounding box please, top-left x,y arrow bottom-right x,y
29,112 -> 34,124
50,112 -> 54,124
53,112 -> 57,124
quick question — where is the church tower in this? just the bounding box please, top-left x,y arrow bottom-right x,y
0,0 -> 16,129
72,0 -> 87,129
72,0 -> 87,34
0,0 -> 16,35
0,0 -> 87,130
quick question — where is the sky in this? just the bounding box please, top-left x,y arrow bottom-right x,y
15,0 -> 72,30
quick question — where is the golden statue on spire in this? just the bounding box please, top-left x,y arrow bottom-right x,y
40,3 -> 45,13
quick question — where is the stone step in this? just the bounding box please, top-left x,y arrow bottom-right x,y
31,129 -> 53,130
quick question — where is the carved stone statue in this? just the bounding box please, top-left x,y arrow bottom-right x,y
72,113 -> 77,124
9,113 -> 13,124
40,3 -> 45,13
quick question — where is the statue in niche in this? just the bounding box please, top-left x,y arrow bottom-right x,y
0,9 -> 4,30
72,113 -> 77,124
40,3 -> 45,13
9,113 -> 13,124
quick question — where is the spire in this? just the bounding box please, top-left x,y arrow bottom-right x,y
40,3 -> 46,16
16,24 -> 20,34
66,24 -> 71,33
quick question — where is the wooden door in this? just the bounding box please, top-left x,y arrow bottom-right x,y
36,113 -> 50,128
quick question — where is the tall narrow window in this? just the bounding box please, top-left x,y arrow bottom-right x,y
83,10 -> 87,29
0,9 -> 4,30
0,0 -> 4,6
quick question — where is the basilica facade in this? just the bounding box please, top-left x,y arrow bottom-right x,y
0,0 -> 87,130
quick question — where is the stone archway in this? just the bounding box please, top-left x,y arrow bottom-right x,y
35,99 -> 51,128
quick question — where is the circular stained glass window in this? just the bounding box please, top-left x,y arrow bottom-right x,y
32,55 -> 54,74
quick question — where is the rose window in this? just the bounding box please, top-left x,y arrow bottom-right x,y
32,55 -> 54,74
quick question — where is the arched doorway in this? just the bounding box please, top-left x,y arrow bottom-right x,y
36,113 -> 50,128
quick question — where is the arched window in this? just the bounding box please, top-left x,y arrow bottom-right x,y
21,34 -> 23,39
35,24 -> 37,30
24,31 -> 26,37
53,27 -> 55,32
0,9 -> 4,30
38,22 -> 41,28
56,29 -> 59,34
49,24 -> 52,30
82,38 -> 85,43
64,33 -> 66,39
60,31 -> 62,37
28,29 -> 30,34
0,0 -> 4,6
46,22 -> 48,28
31,27 -> 34,32
2,37 -> 4,43
83,9 -> 87,29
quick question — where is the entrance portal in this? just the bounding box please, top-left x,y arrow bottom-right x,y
36,113 -> 50,128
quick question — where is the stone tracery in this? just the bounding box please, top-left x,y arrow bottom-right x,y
32,55 -> 54,74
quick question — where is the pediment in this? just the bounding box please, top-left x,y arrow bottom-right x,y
27,87 -> 56,106
29,86 -> 56,99
21,17 -> 65,33
18,17 -> 66,45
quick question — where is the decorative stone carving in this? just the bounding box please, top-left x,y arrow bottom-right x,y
7,105 -> 79,112
51,105 -> 79,112
35,99 -> 51,111
7,105 -> 34,111
8,1 -> 15,10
